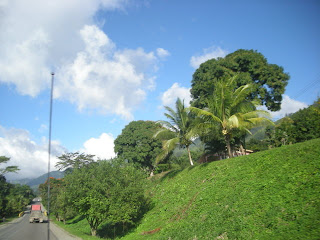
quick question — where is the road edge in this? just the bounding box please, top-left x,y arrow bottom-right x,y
49,221 -> 82,240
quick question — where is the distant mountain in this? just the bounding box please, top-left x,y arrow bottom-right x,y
9,178 -> 32,185
27,170 -> 65,187
9,170 -> 65,190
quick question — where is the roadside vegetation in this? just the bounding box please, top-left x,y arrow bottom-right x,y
37,49 -> 319,239
0,156 -> 35,221
46,139 -> 320,239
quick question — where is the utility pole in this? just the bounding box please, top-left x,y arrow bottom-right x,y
47,72 -> 54,240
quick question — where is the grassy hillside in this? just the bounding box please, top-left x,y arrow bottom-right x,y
58,139 -> 320,239
124,139 -> 320,239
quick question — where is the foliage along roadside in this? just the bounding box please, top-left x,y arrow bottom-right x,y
40,157 -> 149,237
0,156 -> 35,219
51,139 -> 320,239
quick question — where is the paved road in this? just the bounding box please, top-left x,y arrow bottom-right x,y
0,201 -> 80,240
0,213 -> 58,240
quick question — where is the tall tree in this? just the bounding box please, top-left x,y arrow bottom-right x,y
155,98 -> 198,166
114,121 -> 163,174
190,76 -> 273,158
191,49 -> 289,111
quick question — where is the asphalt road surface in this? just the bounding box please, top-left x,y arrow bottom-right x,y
0,201 -> 80,240
0,213 -> 58,240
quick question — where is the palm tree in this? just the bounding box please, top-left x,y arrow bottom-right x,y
190,76 -> 273,158
154,98 -> 197,166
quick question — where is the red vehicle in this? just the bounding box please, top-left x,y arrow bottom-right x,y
31,205 -> 41,211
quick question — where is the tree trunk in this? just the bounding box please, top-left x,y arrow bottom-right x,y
187,146 -> 194,166
239,144 -> 245,155
91,228 -> 97,236
149,166 -> 154,177
225,135 -> 233,158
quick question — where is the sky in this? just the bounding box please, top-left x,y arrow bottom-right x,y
0,0 -> 319,180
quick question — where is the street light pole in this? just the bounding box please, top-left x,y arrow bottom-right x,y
47,72 -> 54,240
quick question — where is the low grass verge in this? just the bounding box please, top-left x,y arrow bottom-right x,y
52,216 -> 100,240
0,214 -> 20,225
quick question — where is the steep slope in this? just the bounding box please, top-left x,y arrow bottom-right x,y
123,138 -> 320,239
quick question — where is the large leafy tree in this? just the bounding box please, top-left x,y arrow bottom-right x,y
114,121 -> 163,174
191,49 -> 289,111
155,98 -> 198,166
190,77 -> 273,158
39,177 -> 75,224
64,159 -> 146,236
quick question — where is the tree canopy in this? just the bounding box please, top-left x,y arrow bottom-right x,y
0,156 -> 34,217
266,98 -> 320,147
155,98 -> 198,166
190,76 -> 273,158
191,49 -> 289,111
55,152 -> 95,172
114,121 -> 163,173
63,159 -> 146,236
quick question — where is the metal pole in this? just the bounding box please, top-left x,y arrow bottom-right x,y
47,72 -> 54,240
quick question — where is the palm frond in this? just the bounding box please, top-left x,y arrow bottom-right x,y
153,128 -> 176,140
156,120 -> 177,132
189,107 -> 222,123
155,137 -> 179,164
242,110 -> 271,119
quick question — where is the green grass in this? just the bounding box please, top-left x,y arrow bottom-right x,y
52,216 -> 100,240
57,139 -> 320,239
0,215 -> 19,225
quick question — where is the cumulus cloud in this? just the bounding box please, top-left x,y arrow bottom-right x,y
55,25 -> 163,120
268,95 -> 308,119
160,83 -> 191,108
0,0 -> 126,96
190,46 -> 228,69
0,125 -> 66,180
0,0 -> 166,119
82,133 -> 116,160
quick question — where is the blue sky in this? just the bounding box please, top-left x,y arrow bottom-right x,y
0,0 -> 319,179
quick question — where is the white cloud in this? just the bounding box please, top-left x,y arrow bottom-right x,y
55,25 -> 164,120
0,0 -> 126,96
190,46 -> 228,69
0,1 -> 168,119
82,133 -> 116,160
268,95 -> 308,119
160,83 -> 191,108
0,125 -> 66,180
156,48 -> 170,58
